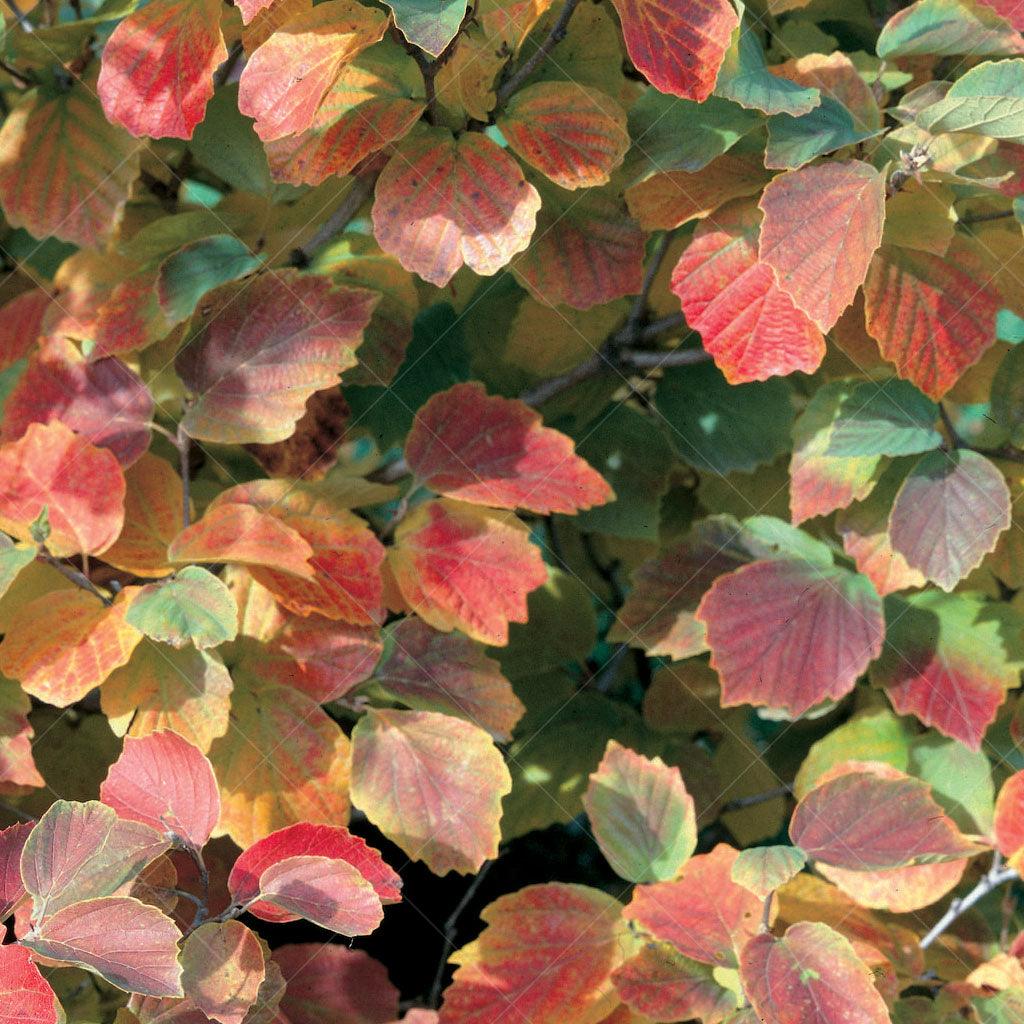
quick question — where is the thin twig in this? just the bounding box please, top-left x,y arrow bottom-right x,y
186,844 -> 211,932
761,892 -> 774,932
0,59 -> 34,88
214,40 -> 244,89
616,347 -> 711,370
430,862 -> 494,1007
494,0 -> 580,106
938,401 -> 963,449
39,550 -> 112,605
177,421 -> 192,529
962,209 -> 1016,225
719,785 -> 792,815
626,231 -> 676,336
920,856 -> 1017,950
2,0 -> 32,32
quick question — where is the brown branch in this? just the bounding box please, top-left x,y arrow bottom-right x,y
494,0 -> 580,107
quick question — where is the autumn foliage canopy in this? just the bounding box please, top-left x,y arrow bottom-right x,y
6,0 -> 1024,1021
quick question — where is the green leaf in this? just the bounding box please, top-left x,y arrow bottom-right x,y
0,534 -> 36,598
991,342 -> 1024,444
27,506 -> 49,546
766,98 -> 876,169
917,59 -> 1024,142
909,733 -> 995,834
877,0 -> 1024,59
157,235 -> 264,323
825,379 -> 941,457
655,360 -> 794,474
383,0 -> 467,56
125,566 -> 239,651
190,83 -> 273,194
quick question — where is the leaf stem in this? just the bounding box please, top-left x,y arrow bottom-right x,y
177,420 -> 192,529
39,549 -> 112,605
430,861 -> 494,1007
494,0 -> 580,107
719,785 -> 792,815
920,854 -> 1017,951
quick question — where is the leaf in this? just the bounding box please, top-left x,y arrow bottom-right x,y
0,942 -> 61,1024
228,821 -> 401,923
126,567 -> 238,650
0,589 -> 142,706
375,616 -> 524,741
21,799 -> 169,917
877,0 -> 1024,58
383,0 -> 467,55
440,883 -> 629,1024
0,80 -> 140,247
889,449 -> 1010,591
98,0 -> 226,139
695,557 -> 884,716
498,82 -> 629,190
612,942 -> 737,1024
0,821 -> 31,919
207,671 -> 352,847
824,379 -> 941,457
22,896 -> 183,997
918,59 -> 1024,142
405,382 -> 612,514
372,129 -> 541,287
870,590 -> 1024,749
789,769 -> 983,869
0,290 -> 48,372
610,516 -> 753,659
2,339 -> 154,467
608,0 -> 739,100
101,643 -> 233,752
246,389 -> 351,481
0,420 -> 126,557
994,771 -> 1024,868
740,922 -> 890,1024
237,0 -> 388,140
765,98 -> 877,170
512,175 -> 645,309
351,708 -> 510,875
731,846 -> 807,899
583,740 -> 697,883
992,344 -> 1024,446
157,236 -> 264,323
264,43 -> 425,187
655,361 -> 795,474
272,944 -> 400,1024
670,199 -> 826,383
175,272 -> 377,444
387,499 -> 547,646
256,854 -> 383,934
788,381 -> 885,525
100,731 -> 221,848
818,857 -> 966,914
862,240 -> 1001,399
625,844 -> 763,967
0,537 -> 35,602
179,921 -> 265,1024
758,161 -> 886,333
0,677 -> 42,796
168,504 -> 315,580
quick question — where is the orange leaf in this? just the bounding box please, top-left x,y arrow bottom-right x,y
179,921 -> 266,1024
372,129 -> 541,287
0,79 -> 139,247
995,771 -> 1024,869
498,82 -> 629,190
351,708 -> 511,875
176,272 -> 377,444
609,0 -> 738,100
238,0 -> 388,141
0,290 -> 49,372
387,499 -> 547,646
0,418 -> 126,558
98,0 -> 227,139
405,383 -> 612,514
0,589 -> 142,706
759,160 -> 887,332
0,679 -> 42,795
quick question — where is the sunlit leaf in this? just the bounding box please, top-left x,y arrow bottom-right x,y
100,731 -> 220,849
877,0 -> 1024,58
178,920 -> 265,1024
384,0 -> 467,55
351,708 -> 510,875
731,846 -> 807,900
126,567 -> 238,651
994,770 -> 1024,869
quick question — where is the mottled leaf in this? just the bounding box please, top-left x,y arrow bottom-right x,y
126,567 -> 238,650
994,770 -> 1024,868
178,921 -> 265,1024
157,236 -> 263,323
731,846 -> 807,900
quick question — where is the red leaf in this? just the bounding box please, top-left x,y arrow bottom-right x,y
994,771 -> 1024,868
889,450 -> 1010,591
0,79 -> 140,248
257,855 -> 383,935
670,199 -> 825,383
439,883 -> 629,1024
387,499 -> 547,646
863,240 -> 1001,399
273,944 -> 400,1024
625,845 -> 762,967
608,0 -> 738,100
405,383 -> 612,514
100,731 -> 220,849
497,82 -> 629,190
22,896 -> 183,997
98,0 -> 226,139
21,799 -> 169,916
0,419 -> 125,557
375,616 -> 524,741
238,0 -> 388,141
695,558 -> 885,716
372,129 -> 541,287
0,943 -> 61,1024
758,161 -> 886,332
980,0 -> 1024,28
2,338 -> 153,467
789,769 -> 983,870
229,822 -> 401,923
0,291 -> 48,372
0,821 -> 31,920
175,272 -> 377,444
740,922 -> 890,1024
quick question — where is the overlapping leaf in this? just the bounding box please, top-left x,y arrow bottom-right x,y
994,771 -> 1024,869
179,920 -> 265,1024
